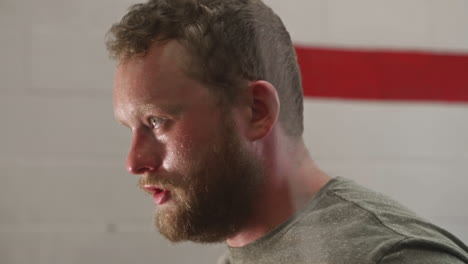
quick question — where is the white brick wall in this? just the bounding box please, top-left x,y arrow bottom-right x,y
1,0 -> 467,263
428,0 -> 468,51
268,0 -> 468,52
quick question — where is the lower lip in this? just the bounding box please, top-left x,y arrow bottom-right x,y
153,190 -> 170,205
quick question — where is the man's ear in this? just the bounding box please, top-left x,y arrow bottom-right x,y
244,80 -> 280,141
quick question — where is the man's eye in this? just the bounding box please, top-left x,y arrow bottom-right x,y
148,116 -> 166,129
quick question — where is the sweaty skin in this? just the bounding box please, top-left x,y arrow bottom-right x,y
113,40 -> 331,247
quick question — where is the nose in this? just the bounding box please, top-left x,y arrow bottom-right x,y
126,129 -> 163,175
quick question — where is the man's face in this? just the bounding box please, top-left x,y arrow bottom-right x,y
113,41 -> 263,243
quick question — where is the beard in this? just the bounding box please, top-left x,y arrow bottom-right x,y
139,116 -> 264,243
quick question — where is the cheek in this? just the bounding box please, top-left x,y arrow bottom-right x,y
161,133 -> 198,170
161,116 -> 222,170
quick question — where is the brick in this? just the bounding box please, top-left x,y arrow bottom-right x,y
48,232 -> 225,264
29,24 -> 115,95
0,232 -> 48,264
0,2 -> 30,95
326,0 -> 430,49
0,157 -> 148,230
428,0 -> 468,51
0,95 -> 128,156
303,100 -> 468,160
0,232 -> 225,264
265,0 -> 325,44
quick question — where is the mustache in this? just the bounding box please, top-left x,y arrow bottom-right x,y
138,173 -> 184,191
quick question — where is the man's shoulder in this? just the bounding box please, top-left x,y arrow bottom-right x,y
282,177 -> 468,263
297,177 -> 423,235
218,177 -> 468,263
316,178 -> 463,246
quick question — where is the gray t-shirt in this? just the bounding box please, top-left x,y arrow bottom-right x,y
218,177 -> 468,264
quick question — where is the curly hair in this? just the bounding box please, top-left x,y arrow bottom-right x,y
106,0 -> 304,138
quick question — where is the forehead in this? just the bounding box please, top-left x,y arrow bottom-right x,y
115,41 -> 189,95
112,40 -> 221,126
115,41 -> 210,104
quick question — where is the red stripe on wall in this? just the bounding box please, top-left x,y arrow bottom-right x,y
295,46 -> 468,103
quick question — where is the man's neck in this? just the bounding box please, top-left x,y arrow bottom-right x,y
226,137 -> 331,247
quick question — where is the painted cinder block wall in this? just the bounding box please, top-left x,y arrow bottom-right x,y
1,0 -> 467,263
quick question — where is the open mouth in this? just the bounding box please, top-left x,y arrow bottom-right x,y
143,185 -> 171,205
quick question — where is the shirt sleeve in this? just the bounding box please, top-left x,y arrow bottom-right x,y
379,247 -> 468,264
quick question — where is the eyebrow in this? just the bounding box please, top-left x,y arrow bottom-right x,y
140,103 -> 184,116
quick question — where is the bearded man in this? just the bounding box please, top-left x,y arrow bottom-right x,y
107,0 -> 468,263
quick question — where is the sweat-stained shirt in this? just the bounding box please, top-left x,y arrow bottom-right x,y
217,177 -> 468,264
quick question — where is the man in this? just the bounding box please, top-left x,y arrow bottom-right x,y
107,0 -> 468,263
